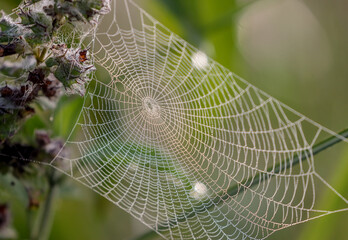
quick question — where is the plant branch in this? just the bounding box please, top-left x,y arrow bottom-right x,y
136,128 -> 348,240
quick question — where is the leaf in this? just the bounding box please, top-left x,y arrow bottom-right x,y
52,95 -> 84,139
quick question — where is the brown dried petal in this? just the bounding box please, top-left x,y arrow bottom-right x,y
35,130 -> 51,146
27,68 -> 45,85
0,86 -> 13,98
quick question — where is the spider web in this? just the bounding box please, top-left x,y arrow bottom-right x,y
26,0 -> 348,239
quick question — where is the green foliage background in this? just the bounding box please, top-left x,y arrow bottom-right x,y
1,0 -> 347,239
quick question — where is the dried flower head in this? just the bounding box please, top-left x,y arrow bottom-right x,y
0,141 -> 38,177
46,44 -> 94,95
0,85 -> 13,98
35,129 -> 51,146
42,73 -> 62,98
0,38 -> 26,57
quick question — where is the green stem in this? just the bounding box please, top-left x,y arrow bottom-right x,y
136,128 -> 348,240
27,207 -> 36,239
32,170 -> 58,240
37,185 -> 57,240
36,47 -> 48,64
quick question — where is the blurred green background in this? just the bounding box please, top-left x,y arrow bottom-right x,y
1,0 -> 347,239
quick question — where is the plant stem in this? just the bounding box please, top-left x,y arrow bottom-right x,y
37,185 -> 57,240
32,170 -> 58,240
136,128 -> 348,240
27,207 -> 36,239
37,47 -> 48,64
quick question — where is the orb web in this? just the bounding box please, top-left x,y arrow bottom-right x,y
39,0 -> 348,239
